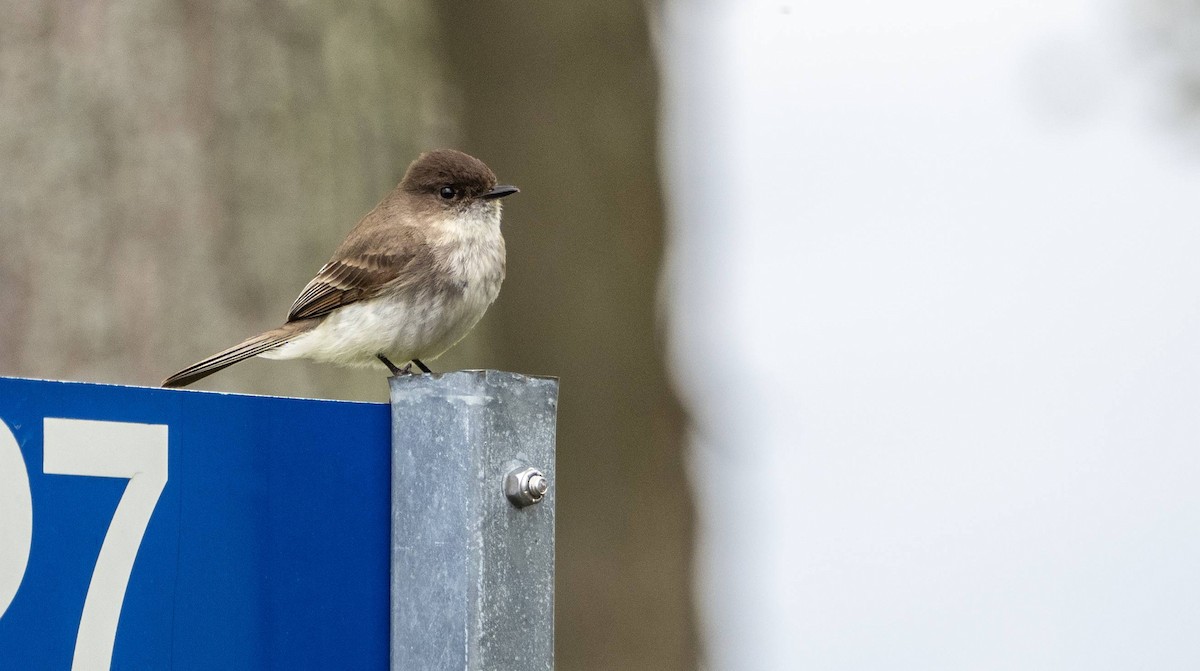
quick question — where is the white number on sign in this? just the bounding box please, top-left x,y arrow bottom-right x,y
0,420 -> 33,619
43,419 -> 169,671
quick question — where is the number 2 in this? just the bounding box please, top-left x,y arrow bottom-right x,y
44,419 -> 169,671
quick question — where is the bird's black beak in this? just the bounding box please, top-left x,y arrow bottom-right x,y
482,185 -> 520,200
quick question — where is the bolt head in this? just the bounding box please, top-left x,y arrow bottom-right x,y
505,466 -> 549,508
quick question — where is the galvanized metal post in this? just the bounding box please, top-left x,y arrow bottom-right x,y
390,370 -> 557,671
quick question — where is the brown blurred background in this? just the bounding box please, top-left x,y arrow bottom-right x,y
0,1 -> 694,669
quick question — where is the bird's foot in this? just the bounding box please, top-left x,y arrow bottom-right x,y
377,354 -> 412,376
412,359 -> 433,374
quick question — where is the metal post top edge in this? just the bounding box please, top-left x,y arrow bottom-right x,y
387,369 -> 559,389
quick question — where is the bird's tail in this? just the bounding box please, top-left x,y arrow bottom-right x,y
161,322 -> 310,388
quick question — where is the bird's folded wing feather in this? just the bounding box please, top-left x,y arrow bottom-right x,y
286,252 -> 405,321
288,228 -> 434,324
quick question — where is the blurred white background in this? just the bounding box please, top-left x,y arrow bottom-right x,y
659,1 -> 1200,668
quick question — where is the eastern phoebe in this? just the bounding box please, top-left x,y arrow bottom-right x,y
162,149 -> 518,388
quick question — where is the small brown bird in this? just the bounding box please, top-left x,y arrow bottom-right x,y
162,149 -> 518,388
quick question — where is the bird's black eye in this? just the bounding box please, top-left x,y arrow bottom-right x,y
439,186 -> 457,200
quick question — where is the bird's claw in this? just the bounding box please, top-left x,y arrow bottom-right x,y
377,354 -> 409,376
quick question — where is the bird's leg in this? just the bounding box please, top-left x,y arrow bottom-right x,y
412,359 -> 433,374
377,354 -> 412,376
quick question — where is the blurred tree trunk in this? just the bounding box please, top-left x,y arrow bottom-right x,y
0,0 -> 453,400
436,4 -> 697,669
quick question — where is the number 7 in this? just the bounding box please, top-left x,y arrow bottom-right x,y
44,419 -> 169,671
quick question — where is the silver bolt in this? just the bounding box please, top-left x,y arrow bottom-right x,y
528,473 -> 549,497
505,466 -> 549,508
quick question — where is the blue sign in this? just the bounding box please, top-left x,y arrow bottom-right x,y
0,376 -> 391,670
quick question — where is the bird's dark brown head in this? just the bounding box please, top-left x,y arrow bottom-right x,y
401,149 -> 519,205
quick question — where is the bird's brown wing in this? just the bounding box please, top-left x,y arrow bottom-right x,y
287,250 -> 413,321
